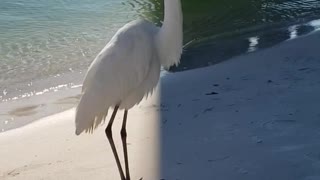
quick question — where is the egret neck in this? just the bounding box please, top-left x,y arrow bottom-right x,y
156,0 -> 183,69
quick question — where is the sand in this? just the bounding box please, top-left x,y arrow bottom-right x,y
0,96 -> 160,180
1,31 -> 320,180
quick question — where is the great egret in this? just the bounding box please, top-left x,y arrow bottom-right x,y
75,0 -> 183,179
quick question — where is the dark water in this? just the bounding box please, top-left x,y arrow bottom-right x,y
132,0 -> 320,40
126,0 -> 320,72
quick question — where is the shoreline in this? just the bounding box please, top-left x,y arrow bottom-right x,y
0,30 -> 320,179
1,18 -> 320,133
0,70 -> 83,133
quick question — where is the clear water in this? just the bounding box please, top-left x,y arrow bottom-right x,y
0,0 -> 136,90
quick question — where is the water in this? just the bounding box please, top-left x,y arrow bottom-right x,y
0,0 -> 136,95
0,0 -> 320,131
169,0 -> 320,71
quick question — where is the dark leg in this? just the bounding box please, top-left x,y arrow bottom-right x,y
105,106 -> 126,180
121,110 -> 130,180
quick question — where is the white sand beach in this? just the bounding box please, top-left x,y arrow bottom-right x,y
1,31 -> 320,180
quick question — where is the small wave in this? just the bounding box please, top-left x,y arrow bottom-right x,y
1,83 -> 82,103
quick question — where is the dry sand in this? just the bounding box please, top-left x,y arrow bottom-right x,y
0,94 -> 160,180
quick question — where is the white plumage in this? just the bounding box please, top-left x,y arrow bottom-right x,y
75,0 -> 183,135
75,1 -> 183,179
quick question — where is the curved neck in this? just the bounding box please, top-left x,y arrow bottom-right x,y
156,0 -> 183,68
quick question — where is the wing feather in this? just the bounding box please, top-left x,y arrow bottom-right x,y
75,20 -> 158,135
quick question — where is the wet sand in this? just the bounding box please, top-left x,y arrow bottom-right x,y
0,70 -> 84,132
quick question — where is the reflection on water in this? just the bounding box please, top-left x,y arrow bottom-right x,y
248,37 -> 259,52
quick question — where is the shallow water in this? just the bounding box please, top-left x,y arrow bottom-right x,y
0,0 -> 135,91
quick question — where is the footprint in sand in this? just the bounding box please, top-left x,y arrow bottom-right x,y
54,94 -> 81,105
8,105 -> 40,117
3,163 -> 53,178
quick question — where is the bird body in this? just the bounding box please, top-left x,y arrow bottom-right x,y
75,0 -> 183,179
75,0 -> 183,135
75,20 -> 161,135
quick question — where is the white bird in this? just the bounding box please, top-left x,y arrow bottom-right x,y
75,0 -> 183,179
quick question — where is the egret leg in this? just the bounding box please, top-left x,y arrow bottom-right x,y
121,110 -> 130,180
105,106 -> 126,180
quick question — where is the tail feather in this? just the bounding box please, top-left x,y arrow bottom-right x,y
75,91 -> 109,135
